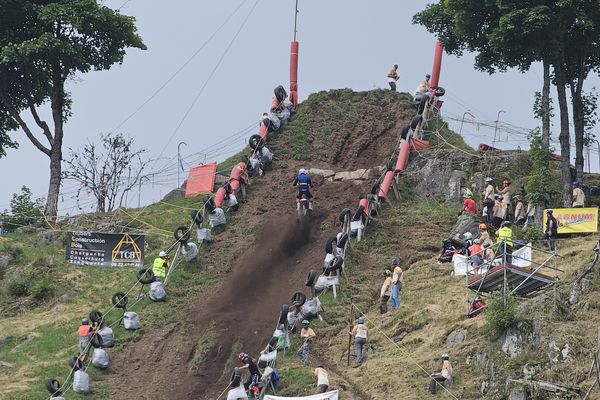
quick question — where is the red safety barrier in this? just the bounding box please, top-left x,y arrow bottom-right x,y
229,162 -> 248,196
259,123 -> 268,142
377,170 -> 395,202
430,41 -> 443,89
395,140 -> 411,173
359,197 -> 369,215
411,139 -> 429,152
185,162 -> 217,198
214,186 -> 226,208
290,41 -> 299,108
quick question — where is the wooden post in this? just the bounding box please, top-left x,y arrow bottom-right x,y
347,304 -> 353,366
332,284 -> 337,299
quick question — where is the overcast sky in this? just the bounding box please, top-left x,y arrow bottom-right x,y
1,0 -> 599,213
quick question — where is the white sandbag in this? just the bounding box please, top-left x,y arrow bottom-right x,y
323,253 -> 334,270
301,297 -> 322,319
182,242 -> 199,262
92,348 -> 110,369
267,113 -> 281,130
260,147 -> 273,164
149,281 -> 167,301
314,275 -> 340,292
208,208 -> 226,227
261,366 -> 275,384
52,397 -> 66,400
227,384 -> 248,400
197,228 -> 212,243
287,311 -> 300,330
97,326 -> 114,348
224,194 -> 238,209
350,220 -> 364,236
73,370 -> 90,394
123,311 -> 141,330
259,348 -> 277,364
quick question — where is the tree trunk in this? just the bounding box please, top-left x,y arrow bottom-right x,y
570,82 -> 585,180
45,68 -> 65,221
541,58 -> 551,150
554,63 -> 572,207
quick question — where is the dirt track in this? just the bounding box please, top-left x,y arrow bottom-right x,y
106,90 -> 409,399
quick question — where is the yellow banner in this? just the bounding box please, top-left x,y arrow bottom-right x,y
543,208 -> 599,234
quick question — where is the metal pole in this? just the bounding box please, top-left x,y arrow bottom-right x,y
138,176 -> 150,208
492,110 -> 506,150
596,139 -> 600,172
293,0 -> 299,41
459,111 -> 475,136
177,141 -> 187,188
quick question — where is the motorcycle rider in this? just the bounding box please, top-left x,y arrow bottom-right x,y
238,352 -> 262,392
293,168 -> 314,210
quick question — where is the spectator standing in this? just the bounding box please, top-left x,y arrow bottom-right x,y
428,354 -> 453,394
152,251 -> 169,282
513,195 -> 526,225
478,223 -> 493,247
482,177 -> 495,223
525,202 -> 536,227
297,320 -> 316,365
418,74 -> 431,90
496,221 -> 513,264
545,209 -> 558,251
387,64 -> 399,91
314,365 -> 329,393
350,316 -> 368,367
380,269 -> 393,314
572,182 -> 586,208
77,318 -> 93,354
390,258 -> 403,310
496,178 -> 512,220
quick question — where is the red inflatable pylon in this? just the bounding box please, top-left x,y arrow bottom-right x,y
290,41 -> 299,109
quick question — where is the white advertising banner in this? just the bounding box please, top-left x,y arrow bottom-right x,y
452,254 -> 469,276
264,391 -> 339,400
511,243 -> 532,268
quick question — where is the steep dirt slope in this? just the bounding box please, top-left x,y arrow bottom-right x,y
106,89 -> 412,399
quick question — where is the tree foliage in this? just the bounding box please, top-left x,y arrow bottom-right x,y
63,133 -> 149,213
0,0 -> 146,218
0,186 -> 45,231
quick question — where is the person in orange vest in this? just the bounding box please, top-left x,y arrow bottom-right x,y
468,239 -> 484,273
387,64 -> 399,91
78,317 -> 95,354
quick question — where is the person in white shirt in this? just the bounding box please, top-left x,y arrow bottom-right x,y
572,181 -> 585,208
314,366 -> 329,393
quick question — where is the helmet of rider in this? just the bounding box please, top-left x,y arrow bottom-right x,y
478,223 -> 487,230
485,177 -> 494,183
462,232 -> 473,240
357,316 -> 365,324
572,180 -> 580,187
441,354 -> 450,360
301,320 -> 309,326
81,317 -> 90,325
159,251 -> 167,258
390,257 -> 399,266
547,208 -> 553,214
238,352 -> 249,361
298,168 -> 308,175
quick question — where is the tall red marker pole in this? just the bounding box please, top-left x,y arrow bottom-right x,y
430,41 -> 443,89
290,0 -> 299,108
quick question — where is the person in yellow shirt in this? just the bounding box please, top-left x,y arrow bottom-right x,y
349,316 -> 368,367
297,320 -> 316,365
152,251 -> 169,281
572,181 -> 585,208
429,354 -> 453,394
380,269 -> 392,314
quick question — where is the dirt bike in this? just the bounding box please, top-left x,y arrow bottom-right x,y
296,194 -> 313,218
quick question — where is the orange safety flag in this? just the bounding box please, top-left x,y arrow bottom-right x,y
185,162 -> 217,197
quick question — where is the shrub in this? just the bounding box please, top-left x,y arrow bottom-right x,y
8,279 -> 29,297
485,291 -> 520,338
30,277 -> 56,301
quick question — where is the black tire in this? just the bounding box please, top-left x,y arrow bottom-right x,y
325,235 -> 338,254
69,356 -> 84,371
90,332 -> 104,349
370,181 -> 380,195
230,367 -> 242,387
268,336 -> 278,349
241,154 -> 250,167
278,304 -> 289,324
274,85 -> 287,102
325,256 -> 344,274
249,134 -> 266,150
203,196 -> 216,212
111,292 -> 128,309
400,124 -> 410,140
386,160 -> 394,172
190,210 -> 203,226
411,115 -> 423,131
174,225 -> 191,243
435,86 -> 446,97
339,208 -> 352,224
337,233 -> 348,248
45,378 -> 61,395
353,205 -> 365,221
136,268 -> 155,284
89,310 -> 103,324
305,271 -> 317,287
290,291 -> 306,308
223,183 -> 233,195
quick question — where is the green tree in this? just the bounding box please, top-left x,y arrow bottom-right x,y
1,186 -> 45,231
0,0 -> 146,220
525,129 -> 552,229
